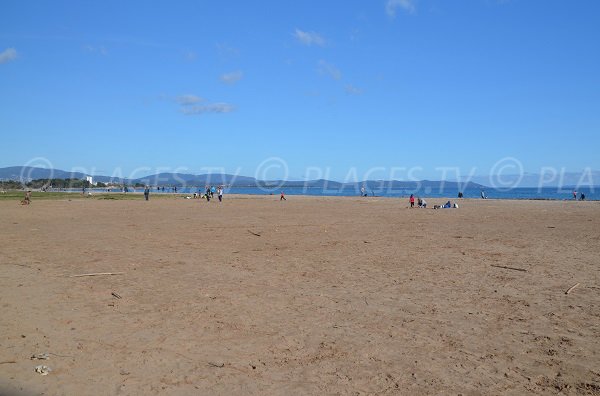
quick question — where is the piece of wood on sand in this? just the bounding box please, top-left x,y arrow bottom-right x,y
565,283 -> 580,295
69,272 -> 125,278
247,230 -> 261,237
490,265 -> 527,272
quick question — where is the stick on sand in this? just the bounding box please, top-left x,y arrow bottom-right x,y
490,265 -> 527,272
565,283 -> 580,295
70,272 -> 124,278
247,230 -> 261,237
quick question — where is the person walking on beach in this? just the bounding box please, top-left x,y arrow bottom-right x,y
280,191 -> 286,201
144,186 -> 150,201
217,186 -> 223,202
573,190 -> 577,200
580,192 -> 586,201
205,186 -> 211,202
481,190 -> 487,199
409,194 -> 415,208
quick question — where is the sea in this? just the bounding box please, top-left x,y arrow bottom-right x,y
88,186 -> 598,201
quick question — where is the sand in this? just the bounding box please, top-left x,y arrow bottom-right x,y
1,195 -> 599,395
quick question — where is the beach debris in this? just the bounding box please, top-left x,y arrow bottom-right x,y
111,292 -> 122,299
490,265 -> 527,272
0,361 -> 17,364
247,230 -> 261,237
69,272 -> 124,278
30,353 -> 49,360
34,365 -> 52,375
565,283 -> 581,295
120,370 -> 130,375
208,362 -> 225,368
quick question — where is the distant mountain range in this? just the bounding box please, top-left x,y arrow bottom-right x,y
2,166 -> 598,189
0,166 -> 485,189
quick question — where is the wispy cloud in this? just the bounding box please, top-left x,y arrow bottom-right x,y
215,43 -> 240,59
0,48 -> 17,64
176,94 -> 203,105
345,84 -> 363,95
318,60 -> 341,80
386,0 -> 416,17
181,103 -> 235,115
83,44 -> 108,56
294,29 -> 326,47
220,71 -> 243,85
183,50 -> 197,61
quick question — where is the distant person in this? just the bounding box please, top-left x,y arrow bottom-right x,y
211,186 -> 216,198
481,190 -> 486,199
144,186 -> 150,201
409,194 -> 415,208
280,191 -> 286,201
218,187 -> 223,202
417,197 -> 423,207
360,186 -> 365,197
573,190 -> 577,200
580,192 -> 586,201
421,198 -> 427,208
458,191 -> 463,198
21,190 -> 32,205
205,186 -> 211,202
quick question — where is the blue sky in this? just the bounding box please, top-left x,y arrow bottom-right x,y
1,0 -> 599,181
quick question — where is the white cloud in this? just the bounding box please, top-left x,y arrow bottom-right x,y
294,29 -> 326,47
345,84 -> 363,95
182,103 -> 235,115
220,71 -> 243,85
386,0 -> 416,17
0,48 -> 17,64
176,94 -> 203,105
318,60 -> 341,80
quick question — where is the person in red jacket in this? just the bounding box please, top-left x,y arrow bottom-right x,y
409,194 -> 415,208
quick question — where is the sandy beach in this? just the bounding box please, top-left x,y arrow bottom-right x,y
1,195 -> 599,395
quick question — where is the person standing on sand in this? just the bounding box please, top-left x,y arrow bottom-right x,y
280,191 -> 286,201
217,186 -> 223,202
144,186 -> 150,201
573,190 -> 577,200
409,194 -> 415,208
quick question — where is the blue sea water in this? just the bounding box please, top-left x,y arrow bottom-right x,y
98,186 -> 598,201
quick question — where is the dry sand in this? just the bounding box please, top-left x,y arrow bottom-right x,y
1,195 -> 599,395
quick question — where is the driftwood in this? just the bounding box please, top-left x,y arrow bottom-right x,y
208,362 -> 224,368
69,272 -> 124,278
111,292 -> 122,299
247,230 -> 261,237
565,283 -> 580,295
490,265 -> 527,272
0,361 -> 16,364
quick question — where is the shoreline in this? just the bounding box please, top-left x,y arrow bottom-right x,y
1,189 -> 597,202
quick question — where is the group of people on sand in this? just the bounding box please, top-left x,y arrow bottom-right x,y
409,194 -> 458,209
191,186 -> 224,202
409,194 -> 427,208
573,190 -> 586,201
